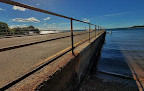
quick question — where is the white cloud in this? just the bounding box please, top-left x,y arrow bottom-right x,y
59,23 -> 70,25
102,12 -> 131,17
12,17 -> 40,23
37,27 -> 45,30
13,6 -> 26,11
45,23 -> 56,29
83,18 -> 90,22
37,3 -> 40,6
10,24 -> 27,28
44,17 -> 50,20
44,23 -> 47,25
0,8 -> 4,11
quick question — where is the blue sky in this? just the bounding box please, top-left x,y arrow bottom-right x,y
0,0 -> 144,29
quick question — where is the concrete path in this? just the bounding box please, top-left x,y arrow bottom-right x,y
0,31 -> 97,88
0,31 -> 86,49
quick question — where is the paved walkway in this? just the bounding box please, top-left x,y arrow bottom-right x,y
0,31 -> 98,88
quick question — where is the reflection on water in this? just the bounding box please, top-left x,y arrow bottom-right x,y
80,28 -> 144,91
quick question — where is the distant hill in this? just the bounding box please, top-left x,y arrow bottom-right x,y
129,25 -> 144,28
108,25 -> 144,30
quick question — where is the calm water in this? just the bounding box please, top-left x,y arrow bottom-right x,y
100,28 -> 144,74
106,28 -> 144,51
80,28 -> 144,91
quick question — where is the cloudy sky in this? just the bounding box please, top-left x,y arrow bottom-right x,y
0,0 -> 144,30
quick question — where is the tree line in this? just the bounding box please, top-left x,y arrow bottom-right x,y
0,22 -> 40,35
130,25 -> 144,28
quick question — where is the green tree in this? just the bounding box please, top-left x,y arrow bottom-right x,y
26,25 -> 40,33
11,25 -> 40,34
12,27 -> 23,34
27,25 -> 35,30
0,22 -> 9,32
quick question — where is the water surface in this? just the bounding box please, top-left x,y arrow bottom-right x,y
80,28 -> 144,91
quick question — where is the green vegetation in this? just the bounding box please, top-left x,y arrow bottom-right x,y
11,25 -> 40,34
130,25 -> 144,28
0,22 -> 40,35
0,22 -> 9,32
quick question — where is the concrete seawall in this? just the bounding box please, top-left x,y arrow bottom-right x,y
8,31 -> 106,91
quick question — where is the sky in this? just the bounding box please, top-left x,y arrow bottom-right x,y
0,0 -> 144,30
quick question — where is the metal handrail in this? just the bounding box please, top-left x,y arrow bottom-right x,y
0,0 -> 90,24
0,0 -> 104,54
0,1 -> 105,90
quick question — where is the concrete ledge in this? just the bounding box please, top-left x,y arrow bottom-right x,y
8,31 -> 106,91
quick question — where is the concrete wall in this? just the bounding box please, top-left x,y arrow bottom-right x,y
8,31 -> 106,91
36,32 -> 106,91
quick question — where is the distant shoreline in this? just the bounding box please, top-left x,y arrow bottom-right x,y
105,25 -> 144,30
129,25 -> 144,28
108,27 -> 144,30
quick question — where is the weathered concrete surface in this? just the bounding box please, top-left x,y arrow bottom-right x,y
0,31 -> 85,49
0,31 -> 96,88
6,31 -> 106,91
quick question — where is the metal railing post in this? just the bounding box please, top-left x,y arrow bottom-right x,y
70,19 -> 74,55
95,25 -> 96,37
89,24 -> 91,42
98,26 -> 99,34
